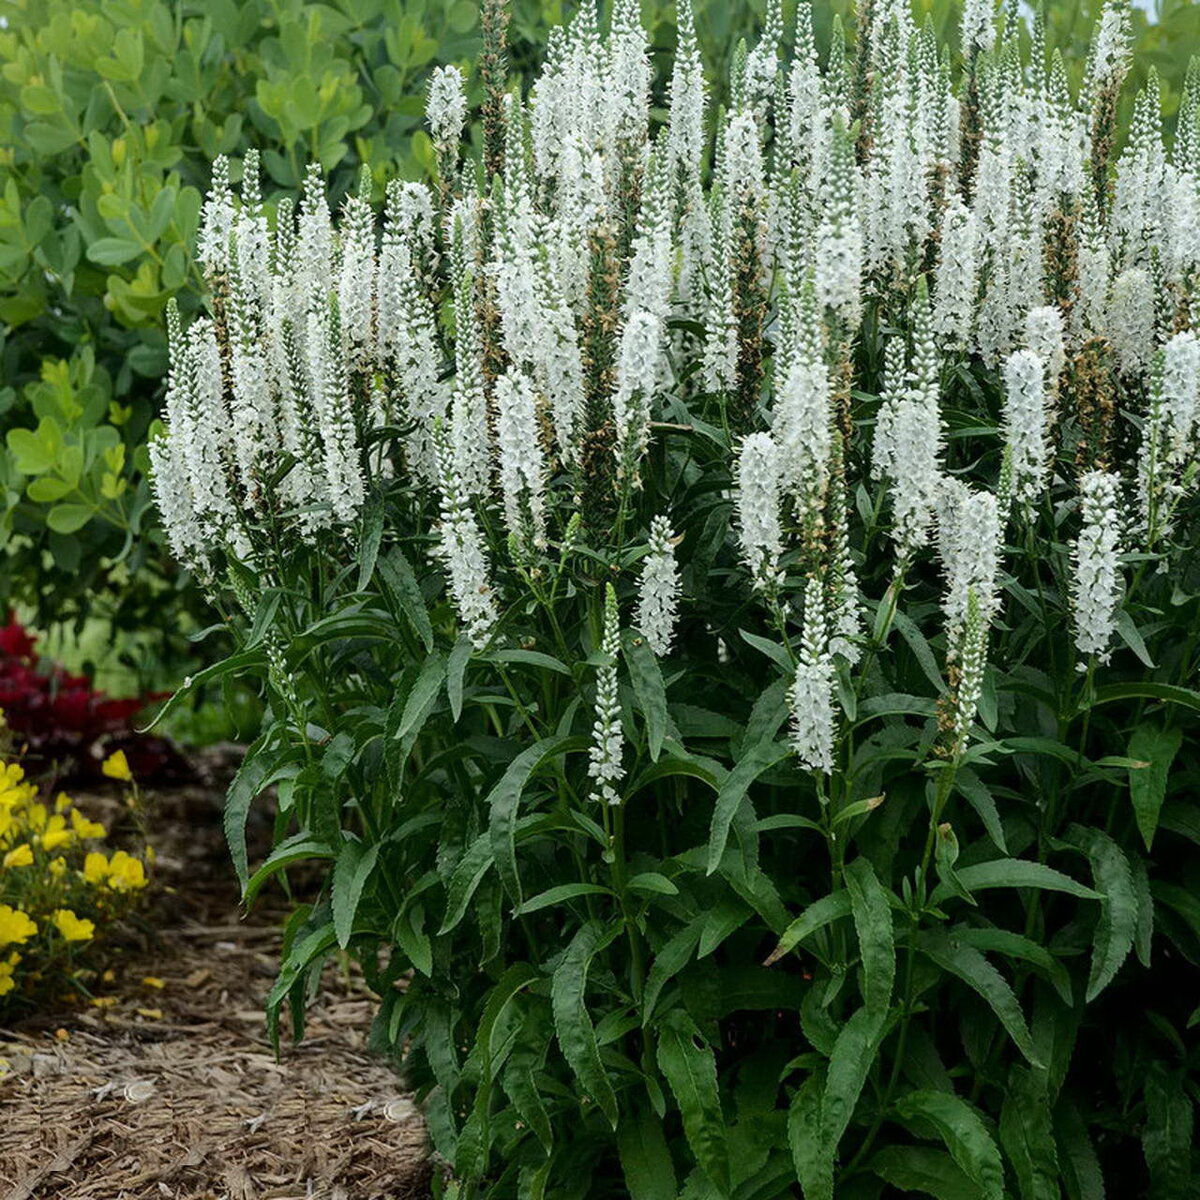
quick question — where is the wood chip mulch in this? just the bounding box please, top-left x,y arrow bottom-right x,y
0,753 -> 431,1200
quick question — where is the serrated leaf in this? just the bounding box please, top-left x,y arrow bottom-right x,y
1127,724 -> 1181,851
706,739 -> 791,875
789,1070 -> 833,1200
439,831 -> 494,934
930,858 -> 1101,906
332,838 -> 379,948
1000,1066 -> 1059,1200
618,1107 -> 678,1200
1063,824 -> 1137,1001
552,920 -> 619,1129
623,629 -> 669,761
487,734 -> 588,905
1142,1067 -> 1194,1200
393,653 -> 445,740
657,1012 -> 730,1195
871,1145 -> 981,1199
844,857 -> 895,1025
895,1090 -> 1004,1200
919,929 -> 1040,1066
643,918 -> 705,1024
378,545 -> 434,652
764,891 -> 851,966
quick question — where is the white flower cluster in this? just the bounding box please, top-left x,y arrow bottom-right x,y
636,517 -> 681,657
152,0 -> 1198,751
789,576 -> 836,775
1073,470 -> 1124,667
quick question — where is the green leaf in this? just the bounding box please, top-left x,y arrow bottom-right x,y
1054,1098 -> 1105,1200
657,1012 -> 730,1195
623,629 -> 669,761
626,872 -> 679,897
789,1070 -> 833,1200
919,929 -> 1040,1066
1127,724 -> 1181,850
516,882 -> 613,915
999,1066 -> 1059,1200
245,835 -> 338,905
447,635 -> 472,721
821,1006 -> 882,1160
871,1145 -> 981,1199
1063,824 -> 1137,1002
764,891 -> 851,966
487,648 -> 573,675
224,731 -> 277,890
87,236 -> 142,265
46,503 -> 93,534
487,734 -> 588,904
929,858 -> 1101,906
1093,681 -> 1200,712
618,1107 -> 679,1200
706,739 -> 791,875
895,1090 -> 1004,1200
954,768 -> 1008,855
953,927 -> 1073,1006
844,857 -> 895,1026
332,838 -> 379,948
378,545 -> 434,652
1142,1067 -> 1194,1200
393,653 -> 445,741
439,831 -> 495,934
552,921 -> 619,1129
643,918 -> 705,1024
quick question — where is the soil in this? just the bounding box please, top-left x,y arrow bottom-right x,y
0,749 -> 431,1200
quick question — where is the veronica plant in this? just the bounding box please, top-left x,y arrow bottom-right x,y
149,0 -> 1200,1195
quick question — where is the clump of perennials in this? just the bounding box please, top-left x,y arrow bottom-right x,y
0,732 -> 151,1010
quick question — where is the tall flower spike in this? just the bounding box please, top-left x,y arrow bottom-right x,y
1072,470 -> 1123,666
789,576 -> 837,775
1001,348 -> 1051,508
337,172 -> 378,374
428,65 -> 468,164
306,300 -> 365,528
612,307 -> 663,485
636,516 -> 681,657
433,428 -> 498,650
588,585 -> 625,806
735,433 -> 784,594
932,194 -> 980,349
667,0 -> 706,186
494,368 -> 547,555
196,155 -> 235,277
937,480 -> 1001,755
813,116 -> 863,327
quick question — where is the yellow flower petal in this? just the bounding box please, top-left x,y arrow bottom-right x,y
101,750 -> 133,783
0,905 -> 37,947
51,909 -> 95,943
3,843 -> 32,869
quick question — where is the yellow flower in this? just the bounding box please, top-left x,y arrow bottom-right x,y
0,952 -> 18,997
48,856 -> 67,877
0,905 -> 37,947
83,851 -> 109,884
54,792 -> 72,814
3,843 -> 32,869
40,815 -> 72,851
102,750 -> 133,782
24,803 -> 47,833
70,809 -> 106,839
52,909 -> 95,942
106,851 -> 147,891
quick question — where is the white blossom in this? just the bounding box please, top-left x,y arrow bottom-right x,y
494,369 -> 547,553
1001,349 -> 1051,507
789,576 -> 836,774
735,433 -> 784,593
637,516 -> 681,656
1072,470 -> 1123,665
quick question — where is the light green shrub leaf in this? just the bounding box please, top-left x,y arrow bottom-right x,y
895,1090 -> 1004,1200
1127,724 -> 1181,850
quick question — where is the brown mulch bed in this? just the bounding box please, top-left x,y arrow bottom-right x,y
0,752 -> 431,1200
